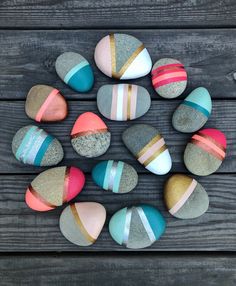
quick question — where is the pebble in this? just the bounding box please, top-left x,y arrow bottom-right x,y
92,160 -> 138,194
184,128 -> 227,176
25,84 -> 68,122
97,84 -> 151,121
55,52 -> 94,92
109,204 -> 166,249
12,125 -> 64,166
71,112 -> 111,158
122,124 -> 172,175
172,87 -> 212,133
164,174 -> 209,219
25,166 -> 85,211
151,58 -> 187,98
94,33 -> 152,80
60,202 -> 106,246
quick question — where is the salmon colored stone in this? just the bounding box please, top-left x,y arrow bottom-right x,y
25,85 -> 68,122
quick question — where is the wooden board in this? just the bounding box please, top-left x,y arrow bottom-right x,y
0,30 -> 236,100
1,100 -> 234,174
0,1 -> 236,28
0,174 -> 235,251
0,253 -> 235,286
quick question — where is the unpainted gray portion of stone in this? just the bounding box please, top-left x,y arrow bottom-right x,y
184,143 -> 222,176
59,205 -> 91,246
172,104 -> 208,133
152,58 -> 187,99
71,132 -> 111,158
55,52 -> 87,80
174,183 -> 209,219
127,207 -> 152,249
12,125 -> 63,166
122,124 -> 158,156
114,34 -> 142,72
97,84 -> 151,121
118,163 -> 138,193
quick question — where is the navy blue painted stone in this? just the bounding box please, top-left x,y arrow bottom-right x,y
109,204 -> 166,249
92,160 -> 138,194
55,52 -> 94,92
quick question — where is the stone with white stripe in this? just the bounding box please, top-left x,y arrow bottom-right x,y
97,84 -> 151,121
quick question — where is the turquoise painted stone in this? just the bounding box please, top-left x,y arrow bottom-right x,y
55,52 -> 94,92
109,204 -> 166,249
12,125 -> 64,166
172,87 -> 212,133
92,160 -> 138,194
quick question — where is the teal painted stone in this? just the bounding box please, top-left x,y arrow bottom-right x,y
172,87 -> 212,133
109,204 -> 166,249
92,160 -> 138,194
55,52 -> 94,92
12,125 -> 64,166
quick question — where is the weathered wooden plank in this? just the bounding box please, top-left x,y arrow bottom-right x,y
0,1 -> 236,29
0,174 -> 235,251
0,253 -> 235,286
0,30 -> 236,100
0,100 -> 234,174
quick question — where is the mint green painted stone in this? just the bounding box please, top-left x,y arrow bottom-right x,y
109,204 -> 166,249
92,160 -> 138,194
172,87 -> 212,133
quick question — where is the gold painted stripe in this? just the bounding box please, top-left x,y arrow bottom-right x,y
143,145 -> 167,167
127,84 -> 132,120
70,204 -> 95,244
71,128 -> 108,139
63,167 -> 70,203
116,44 -> 145,79
28,185 -> 56,208
110,34 -> 117,78
137,134 -> 162,158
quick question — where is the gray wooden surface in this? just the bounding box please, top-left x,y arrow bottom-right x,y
0,0 -> 235,285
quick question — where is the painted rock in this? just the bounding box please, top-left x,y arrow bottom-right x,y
55,52 -> 94,92
164,174 -> 209,219
25,85 -> 68,122
12,125 -> 64,166
94,33 -> 152,80
60,202 -> 106,246
92,160 -> 138,194
97,84 -> 151,121
151,58 -> 187,98
109,204 -> 166,249
71,112 -> 111,158
172,87 -> 212,133
25,166 -> 85,211
184,128 -> 227,176
122,124 -> 172,175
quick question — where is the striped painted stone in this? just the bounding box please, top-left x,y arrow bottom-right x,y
25,166 -> 85,212
122,124 -> 172,175
184,128 -> 227,176
12,125 -> 64,166
172,87 -> 212,133
97,84 -> 151,121
25,85 -> 68,122
94,33 -> 152,80
60,202 -> 106,246
55,52 -> 94,92
71,112 -> 111,158
92,160 -> 138,194
109,204 -> 166,249
152,58 -> 187,99
164,174 -> 209,219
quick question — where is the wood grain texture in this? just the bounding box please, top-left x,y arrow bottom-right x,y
0,1 -> 236,28
0,30 -> 236,100
0,174 -> 235,251
1,100 -> 235,174
0,253 -> 235,286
